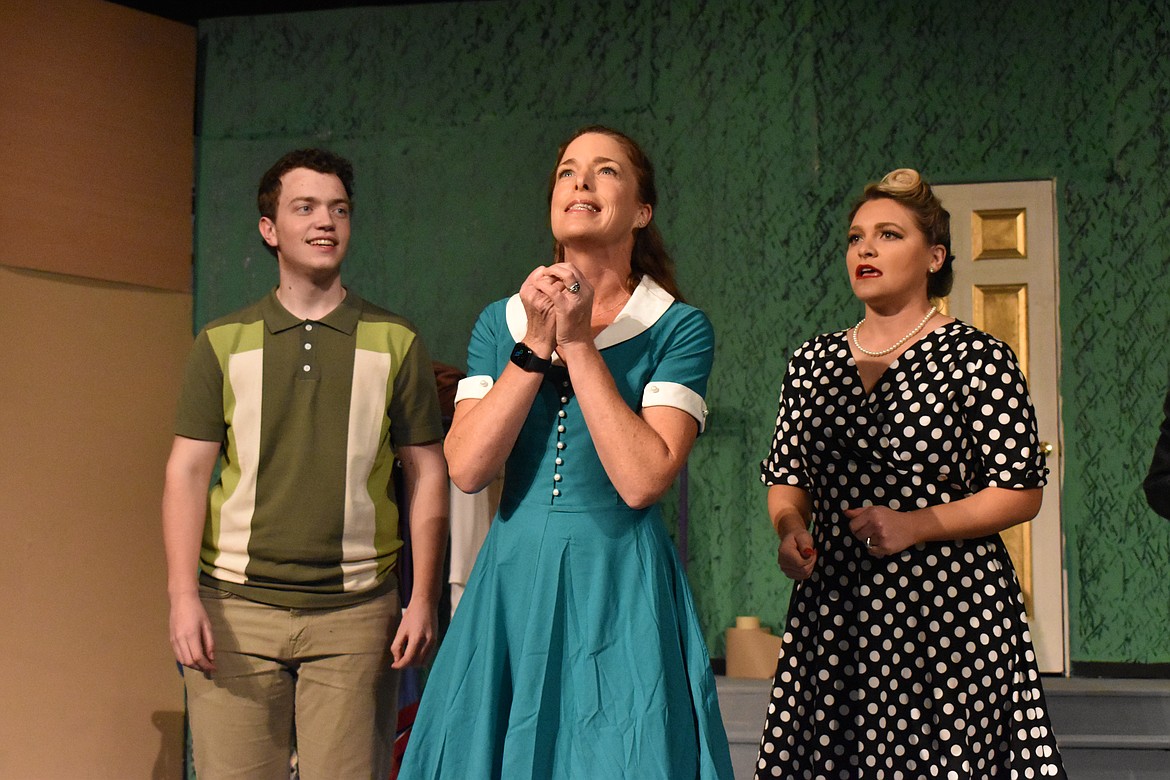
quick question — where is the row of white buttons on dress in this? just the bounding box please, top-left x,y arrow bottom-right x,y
551,377 -> 571,498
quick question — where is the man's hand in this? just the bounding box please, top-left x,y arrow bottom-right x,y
390,604 -> 438,669
169,591 -> 216,674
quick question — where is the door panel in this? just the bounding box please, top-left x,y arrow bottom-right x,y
935,181 -> 1067,674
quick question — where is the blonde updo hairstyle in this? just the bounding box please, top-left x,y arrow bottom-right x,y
848,168 -> 954,299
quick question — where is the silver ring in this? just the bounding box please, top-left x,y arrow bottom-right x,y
566,281 -> 581,294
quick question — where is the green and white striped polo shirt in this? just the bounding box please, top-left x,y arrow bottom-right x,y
175,290 -> 443,608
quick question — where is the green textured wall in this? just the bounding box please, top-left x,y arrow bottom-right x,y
194,0 -> 1170,664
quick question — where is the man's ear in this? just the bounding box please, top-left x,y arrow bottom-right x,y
259,216 -> 278,248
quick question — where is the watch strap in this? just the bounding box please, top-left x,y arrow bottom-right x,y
510,342 -> 552,373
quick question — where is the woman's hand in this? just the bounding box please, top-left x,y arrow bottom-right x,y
845,505 -> 920,557
847,487 -> 1041,556
777,528 -> 816,580
518,265 -> 558,354
540,262 -> 595,346
769,485 -> 815,580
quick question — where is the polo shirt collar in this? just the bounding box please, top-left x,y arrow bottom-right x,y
505,275 -> 675,359
262,288 -> 362,335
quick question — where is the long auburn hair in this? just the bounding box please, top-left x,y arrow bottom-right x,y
548,125 -> 685,302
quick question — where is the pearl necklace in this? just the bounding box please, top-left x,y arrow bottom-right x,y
851,306 -> 938,357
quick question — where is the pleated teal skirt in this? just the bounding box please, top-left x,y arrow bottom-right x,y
399,501 -> 734,780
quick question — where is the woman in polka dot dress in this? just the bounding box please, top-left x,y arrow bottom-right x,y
756,169 -> 1066,779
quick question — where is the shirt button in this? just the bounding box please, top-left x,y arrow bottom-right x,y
555,457 -> 563,466
552,488 -> 561,497
304,324 -> 313,331
560,396 -> 569,404
556,442 -> 565,450
558,410 -> 567,418
479,378 -> 489,387
303,343 -> 312,350
649,385 -> 660,393
557,425 -> 565,433
302,365 -> 311,372
561,380 -> 569,387
553,473 -> 562,482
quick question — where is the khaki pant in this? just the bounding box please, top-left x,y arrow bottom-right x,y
186,586 -> 402,780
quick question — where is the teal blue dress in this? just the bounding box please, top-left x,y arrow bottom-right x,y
399,278 -> 734,780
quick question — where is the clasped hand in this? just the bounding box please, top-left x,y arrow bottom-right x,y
777,505 -> 919,581
844,505 -> 919,558
519,263 -> 593,352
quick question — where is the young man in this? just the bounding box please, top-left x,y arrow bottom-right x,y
163,148 -> 448,779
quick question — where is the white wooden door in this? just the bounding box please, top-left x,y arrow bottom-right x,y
934,181 -> 1067,674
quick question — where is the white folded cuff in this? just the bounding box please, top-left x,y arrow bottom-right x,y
642,381 -> 709,433
455,375 -> 494,403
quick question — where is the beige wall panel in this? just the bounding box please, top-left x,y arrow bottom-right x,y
0,0 -> 195,292
0,266 -> 192,779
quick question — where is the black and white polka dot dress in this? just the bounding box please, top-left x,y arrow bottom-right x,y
757,322 -> 1066,779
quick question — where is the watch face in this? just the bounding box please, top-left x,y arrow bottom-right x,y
510,342 -> 548,373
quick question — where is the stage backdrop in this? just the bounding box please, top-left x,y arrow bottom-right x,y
192,0 -> 1170,665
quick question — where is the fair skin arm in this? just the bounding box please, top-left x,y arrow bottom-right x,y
163,437 -> 448,671
556,341 -> 698,508
390,441 -> 449,668
444,267 -> 557,493
543,265 -> 697,509
845,486 -> 1042,558
769,485 -> 816,581
162,435 -> 222,674
771,484 -> 1042,578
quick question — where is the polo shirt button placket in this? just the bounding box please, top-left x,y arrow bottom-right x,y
300,322 -> 317,379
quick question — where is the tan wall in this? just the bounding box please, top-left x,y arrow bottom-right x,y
0,268 -> 193,779
0,0 -> 194,292
0,1 -> 195,777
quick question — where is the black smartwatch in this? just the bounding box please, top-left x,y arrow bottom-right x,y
510,342 -> 552,374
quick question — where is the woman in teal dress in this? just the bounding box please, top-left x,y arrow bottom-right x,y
398,126 -> 734,780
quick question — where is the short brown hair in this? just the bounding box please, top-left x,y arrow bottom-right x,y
257,148 -> 355,221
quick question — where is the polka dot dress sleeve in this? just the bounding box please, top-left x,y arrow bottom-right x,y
760,340 -> 814,489
960,335 -> 1049,489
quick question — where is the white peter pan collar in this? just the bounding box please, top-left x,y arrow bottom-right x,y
505,275 -> 675,364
